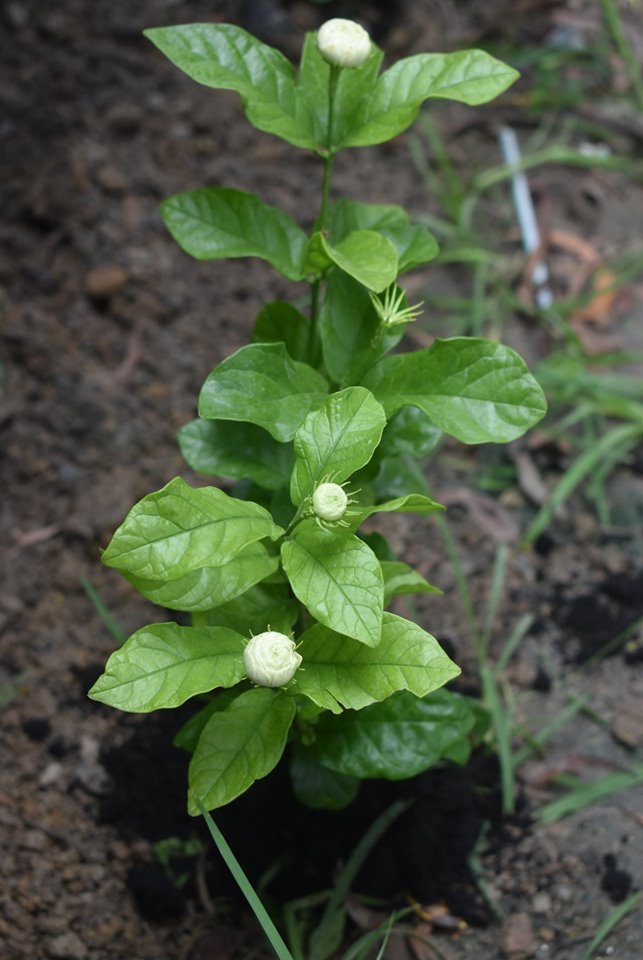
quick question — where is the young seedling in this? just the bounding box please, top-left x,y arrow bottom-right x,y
89,17 -> 546,816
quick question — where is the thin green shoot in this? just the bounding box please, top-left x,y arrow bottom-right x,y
81,576 -> 126,646
467,822 -> 504,922
481,543 -> 508,651
536,764 -> 643,824
197,799 -> 295,960
493,613 -> 534,677
522,422 -> 643,546
578,890 -> 643,960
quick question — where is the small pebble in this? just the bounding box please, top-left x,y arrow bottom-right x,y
85,265 -> 128,300
46,931 -> 88,960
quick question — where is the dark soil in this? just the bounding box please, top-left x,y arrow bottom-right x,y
2,1 -> 643,959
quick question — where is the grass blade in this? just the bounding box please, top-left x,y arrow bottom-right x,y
578,891 -> 643,960
536,765 -> 643,824
81,576 -> 126,645
197,800 -> 294,960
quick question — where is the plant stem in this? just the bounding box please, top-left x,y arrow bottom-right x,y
308,65 -> 340,366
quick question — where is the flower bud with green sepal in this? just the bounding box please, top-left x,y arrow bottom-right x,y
317,18 -> 371,69
243,631 -> 302,688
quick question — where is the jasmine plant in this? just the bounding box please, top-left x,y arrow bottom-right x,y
89,18 -> 547,815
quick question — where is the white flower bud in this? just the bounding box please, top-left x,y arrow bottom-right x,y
317,18 -> 371,69
243,631 -> 302,688
312,482 -> 348,522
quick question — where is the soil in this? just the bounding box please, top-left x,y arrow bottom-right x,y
1,1 -> 642,959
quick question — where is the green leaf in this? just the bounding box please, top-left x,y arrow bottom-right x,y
312,689 -> 476,779
188,687 -> 295,813
290,612 -> 458,713
145,24 -> 317,150
327,199 -> 438,274
327,198 -> 408,238
353,493 -> 444,526
208,583 -> 299,635
289,745 -> 359,810
174,690 -> 241,753
102,477 -> 282,580
379,406 -> 442,459
362,337 -> 547,444
342,50 -> 519,148
297,32 -> 384,151
160,187 -> 307,281
384,223 -> 439,273
88,623 -> 246,712
125,543 -> 280,612
199,343 -> 328,442
290,387 -> 386,505
319,270 -> 404,386
252,301 -> 309,362
281,524 -> 383,645
314,230 -> 398,293
372,455 -> 431,500
380,561 -> 442,605
179,418 -> 294,490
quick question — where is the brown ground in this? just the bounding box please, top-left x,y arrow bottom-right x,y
1,1 -> 642,959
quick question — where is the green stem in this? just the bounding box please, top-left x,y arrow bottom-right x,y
308,65 -> 340,367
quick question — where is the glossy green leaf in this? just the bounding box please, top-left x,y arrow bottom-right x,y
125,543 -> 279,612
179,417 -> 294,490
208,583 -> 299,635
319,230 -> 398,293
312,689 -> 476,779
252,301 -> 310,362
379,406 -> 442,459
188,687 -> 295,813
372,456 -> 431,500
342,50 -> 519,148
362,337 -> 547,444
102,477 -> 282,581
380,561 -> 442,605
281,524 -> 383,645
319,270 -> 404,386
160,187 -> 307,281
289,745 -> 359,810
290,612 -> 457,713
145,24 -> 317,150
290,387 -> 386,505
199,343 -> 328,442
88,623 -> 245,712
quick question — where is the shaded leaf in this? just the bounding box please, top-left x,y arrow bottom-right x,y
380,561 -> 442,605
312,689 -> 476,779
179,417 -> 294,490
252,300 -> 310,362
289,744 -> 359,810
207,583 -> 299,635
